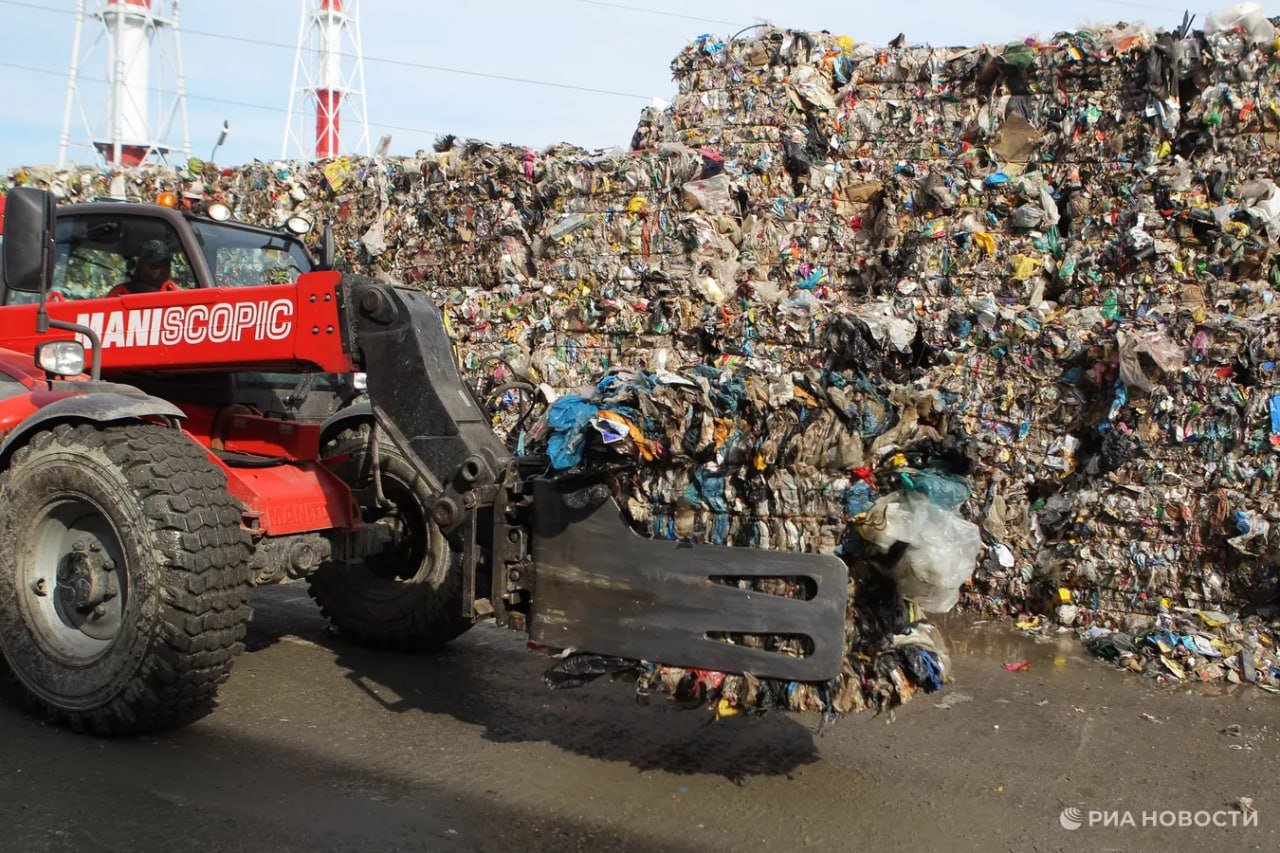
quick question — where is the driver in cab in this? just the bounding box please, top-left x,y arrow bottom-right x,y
108,240 -> 181,296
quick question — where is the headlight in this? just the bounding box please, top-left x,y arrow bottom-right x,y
36,340 -> 86,377
284,215 -> 312,235
352,372 -> 368,392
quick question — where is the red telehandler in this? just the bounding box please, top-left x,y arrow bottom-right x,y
0,187 -> 845,734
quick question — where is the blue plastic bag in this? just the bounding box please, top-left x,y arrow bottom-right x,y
545,395 -> 599,469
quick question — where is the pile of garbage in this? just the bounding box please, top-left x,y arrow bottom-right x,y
9,9 -> 1280,708
1079,608 -> 1279,691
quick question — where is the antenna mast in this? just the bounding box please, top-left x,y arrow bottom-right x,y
283,0 -> 370,160
58,0 -> 191,167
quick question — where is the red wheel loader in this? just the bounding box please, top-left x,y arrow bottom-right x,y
0,186 -> 846,734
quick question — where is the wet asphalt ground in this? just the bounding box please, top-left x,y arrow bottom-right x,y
2,584 -> 1276,852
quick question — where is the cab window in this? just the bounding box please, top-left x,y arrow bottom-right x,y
32,214 -> 196,302
190,221 -> 312,287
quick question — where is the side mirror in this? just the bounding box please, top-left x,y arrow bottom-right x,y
5,188 -> 101,378
3,187 -> 55,294
319,221 -> 336,271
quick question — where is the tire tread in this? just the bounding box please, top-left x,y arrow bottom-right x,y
0,423 -> 252,735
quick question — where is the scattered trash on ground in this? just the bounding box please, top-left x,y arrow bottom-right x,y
1079,607 -> 1278,691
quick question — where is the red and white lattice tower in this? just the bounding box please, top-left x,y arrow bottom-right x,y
58,0 -> 191,167
283,0 -> 370,161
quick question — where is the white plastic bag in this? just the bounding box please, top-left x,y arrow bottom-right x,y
681,173 -> 733,213
1117,328 -> 1185,393
858,493 -> 982,613
1204,3 -> 1276,44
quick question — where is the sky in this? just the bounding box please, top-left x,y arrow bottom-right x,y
0,0 -> 1238,170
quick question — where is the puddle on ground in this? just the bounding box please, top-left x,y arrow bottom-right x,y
934,614 -> 1257,700
939,614 -> 1086,669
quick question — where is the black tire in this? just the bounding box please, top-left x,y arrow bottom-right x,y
307,426 -> 470,650
0,423 -> 253,735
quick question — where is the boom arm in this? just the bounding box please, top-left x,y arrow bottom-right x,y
0,272 -> 355,375
343,278 -> 849,683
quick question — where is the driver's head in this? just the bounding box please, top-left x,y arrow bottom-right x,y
132,240 -> 173,292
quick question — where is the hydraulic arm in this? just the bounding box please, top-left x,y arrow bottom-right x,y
342,278 -> 848,681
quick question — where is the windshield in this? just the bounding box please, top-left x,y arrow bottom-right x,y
189,220 -> 313,287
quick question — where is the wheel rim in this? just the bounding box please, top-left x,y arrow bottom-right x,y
363,473 -> 432,586
17,495 -> 128,662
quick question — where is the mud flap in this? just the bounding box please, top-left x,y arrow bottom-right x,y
527,480 -> 847,682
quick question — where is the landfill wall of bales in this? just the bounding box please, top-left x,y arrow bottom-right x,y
10,20 -> 1280,633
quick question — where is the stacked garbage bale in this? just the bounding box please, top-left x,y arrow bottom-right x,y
8,15 -> 1280,703
644,20 -> 1280,626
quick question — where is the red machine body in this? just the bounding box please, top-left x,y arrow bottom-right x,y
0,273 -> 361,538
0,273 -> 352,375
